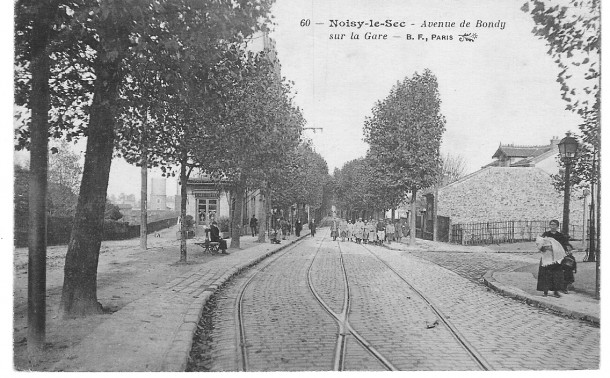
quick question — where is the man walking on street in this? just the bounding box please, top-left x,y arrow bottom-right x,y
249,215 -> 258,237
385,220 -> 395,245
309,219 -> 316,237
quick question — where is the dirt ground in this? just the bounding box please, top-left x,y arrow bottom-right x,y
12,224 -> 231,371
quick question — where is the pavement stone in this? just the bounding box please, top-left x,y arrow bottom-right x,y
340,242 -> 482,371
483,270 -> 600,324
203,234 -> 340,371
51,232 -> 310,372
372,248 -> 599,370
384,240 -> 599,325
50,232 -> 600,372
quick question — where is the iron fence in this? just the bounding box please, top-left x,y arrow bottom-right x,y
14,216 -> 178,247
450,220 -> 585,246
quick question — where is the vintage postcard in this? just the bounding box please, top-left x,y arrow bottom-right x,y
7,0 -> 603,373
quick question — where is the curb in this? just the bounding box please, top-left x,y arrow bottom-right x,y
483,271 -> 600,326
161,233 -> 311,371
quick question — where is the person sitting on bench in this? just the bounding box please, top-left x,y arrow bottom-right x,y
209,221 -> 228,254
270,227 -> 281,244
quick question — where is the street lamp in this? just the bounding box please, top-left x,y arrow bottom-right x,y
558,132 -> 579,236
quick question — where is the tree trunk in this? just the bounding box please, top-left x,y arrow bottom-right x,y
268,189 -> 273,235
27,2 -> 51,357
140,150 -> 148,250
433,186 -> 439,241
595,152 -> 600,299
179,154 -> 188,262
588,152 -> 597,262
230,174 -> 247,248
258,185 -> 267,243
60,55 -> 121,317
409,188 -> 417,246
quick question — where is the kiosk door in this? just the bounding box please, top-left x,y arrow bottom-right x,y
197,198 -> 218,225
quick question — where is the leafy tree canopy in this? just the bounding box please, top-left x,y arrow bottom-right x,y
522,0 -> 600,191
363,69 -> 446,194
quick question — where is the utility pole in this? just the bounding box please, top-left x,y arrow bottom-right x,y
140,152 -> 148,250
582,189 -> 589,250
27,0 -> 53,361
557,133 -> 578,235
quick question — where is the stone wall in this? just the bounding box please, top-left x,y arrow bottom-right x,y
437,167 -> 585,226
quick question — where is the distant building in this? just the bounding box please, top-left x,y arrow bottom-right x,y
120,194 -> 137,208
428,136 -> 587,234
117,204 -> 134,223
150,177 -> 168,210
179,175 -> 264,234
483,136 -> 560,174
166,196 -> 176,211
246,31 -> 280,77
436,166 -> 583,224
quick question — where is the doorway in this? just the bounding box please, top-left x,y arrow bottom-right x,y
197,198 -> 218,225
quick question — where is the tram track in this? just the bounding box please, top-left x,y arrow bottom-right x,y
233,236 -> 325,372
192,231 -> 599,372
231,231 -> 491,371
305,237 -> 397,371
233,232 -> 396,371
358,243 -> 493,371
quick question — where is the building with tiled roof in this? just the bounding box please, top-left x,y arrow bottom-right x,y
436,167 -> 583,225
483,136 -> 560,171
425,136 -> 589,242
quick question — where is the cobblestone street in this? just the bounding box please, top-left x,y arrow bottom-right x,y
408,249 -> 541,283
189,230 -> 599,371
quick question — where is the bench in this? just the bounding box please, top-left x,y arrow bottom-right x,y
194,240 -> 220,254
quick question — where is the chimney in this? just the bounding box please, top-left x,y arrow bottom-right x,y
550,136 -> 560,147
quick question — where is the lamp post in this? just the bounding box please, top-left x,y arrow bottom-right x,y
582,188 -> 590,251
557,133 -> 579,236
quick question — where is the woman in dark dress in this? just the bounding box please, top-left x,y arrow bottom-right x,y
537,219 -> 571,297
295,219 -> 303,237
542,219 -> 573,251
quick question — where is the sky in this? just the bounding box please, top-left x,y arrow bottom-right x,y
269,0 -> 585,174
7,0 -> 593,198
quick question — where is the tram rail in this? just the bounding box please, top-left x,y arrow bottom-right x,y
232,231 -> 491,371
359,243 -> 493,371
305,237 -> 397,371
233,238 -> 313,371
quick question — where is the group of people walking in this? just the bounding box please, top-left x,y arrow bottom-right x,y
536,219 -> 577,298
269,216 -> 305,243
230,215 -> 580,300
329,217 -> 409,245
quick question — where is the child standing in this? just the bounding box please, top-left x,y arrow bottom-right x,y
561,252 -> 577,294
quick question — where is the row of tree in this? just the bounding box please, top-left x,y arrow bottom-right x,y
333,151 -> 465,222
333,69 -> 447,244
14,0 -> 331,359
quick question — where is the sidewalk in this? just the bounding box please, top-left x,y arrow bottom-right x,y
483,262 -> 600,325
47,230 -> 310,372
386,239 -> 600,325
482,241 -> 600,324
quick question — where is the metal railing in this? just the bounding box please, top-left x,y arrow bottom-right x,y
450,220 -> 585,245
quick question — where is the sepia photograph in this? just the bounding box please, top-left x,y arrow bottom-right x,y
6,0 -> 604,373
